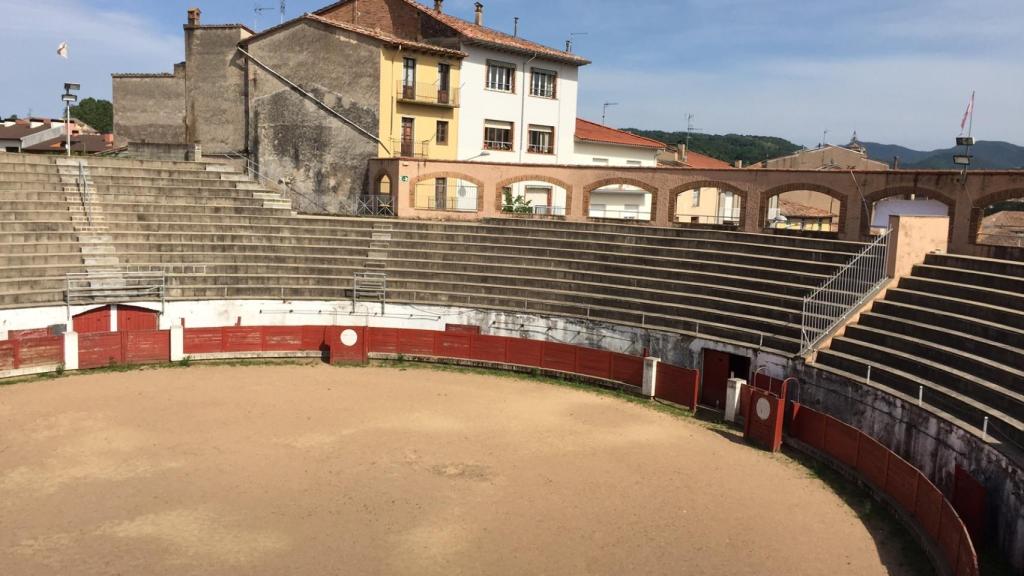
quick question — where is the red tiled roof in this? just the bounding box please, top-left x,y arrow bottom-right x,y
778,198 -> 834,219
315,0 -> 589,65
243,13 -> 467,58
681,150 -> 731,169
575,119 -> 665,149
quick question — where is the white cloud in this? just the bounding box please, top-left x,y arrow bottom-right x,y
0,0 -> 180,118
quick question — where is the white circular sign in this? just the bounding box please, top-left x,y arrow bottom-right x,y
755,397 -> 772,421
340,329 -> 358,347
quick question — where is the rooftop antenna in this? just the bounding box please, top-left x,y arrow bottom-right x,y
280,0 -> 286,24
602,102 -> 618,125
566,32 -> 587,53
821,128 -> 829,148
254,1 -> 284,28
513,16 -> 519,37
683,113 -> 702,162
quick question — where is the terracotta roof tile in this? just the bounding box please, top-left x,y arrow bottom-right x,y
680,150 -> 731,169
575,119 -> 665,149
778,198 -> 834,219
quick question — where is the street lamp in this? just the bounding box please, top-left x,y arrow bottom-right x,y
61,82 -> 80,157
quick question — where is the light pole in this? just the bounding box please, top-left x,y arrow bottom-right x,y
61,83 -> 80,157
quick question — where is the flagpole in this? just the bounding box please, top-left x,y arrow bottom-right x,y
967,91 -> 975,138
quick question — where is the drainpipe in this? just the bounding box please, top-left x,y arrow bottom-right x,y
517,53 -> 538,163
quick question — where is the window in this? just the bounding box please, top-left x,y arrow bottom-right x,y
438,63 -> 450,91
692,189 -> 700,207
402,58 -> 416,87
592,157 -> 609,164
530,68 -> 556,98
527,125 -> 554,154
486,60 -> 515,92
626,160 -> 642,166
436,121 -> 449,145
483,120 -> 513,151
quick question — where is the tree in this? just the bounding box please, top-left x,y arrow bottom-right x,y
69,97 -> 113,133
2,114 -> 17,121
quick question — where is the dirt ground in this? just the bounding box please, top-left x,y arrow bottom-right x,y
0,363 -> 922,575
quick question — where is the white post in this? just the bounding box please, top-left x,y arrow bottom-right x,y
724,378 -> 746,422
169,325 -> 184,362
109,304 -> 118,332
65,101 -> 71,157
642,356 -> 660,398
63,331 -> 79,370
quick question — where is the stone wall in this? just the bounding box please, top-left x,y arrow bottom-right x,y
184,26 -> 251,154
246,20 -> 381,214
111,64 -> 186,147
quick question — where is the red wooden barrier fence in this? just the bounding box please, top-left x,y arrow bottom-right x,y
654,362 -> 700,411
790,403 -> 979,576
0,335 -> 63,371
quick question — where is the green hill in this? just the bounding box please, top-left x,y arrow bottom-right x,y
621,129 -> 803,166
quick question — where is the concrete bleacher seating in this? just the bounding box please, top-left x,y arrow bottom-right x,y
0,153 -> 870,357
815,253 -> 1024,451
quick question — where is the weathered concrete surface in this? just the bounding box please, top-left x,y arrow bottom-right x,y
184,26 -> 251,154
112,63 -> 187,147
792,362 -> 1024,573
246,19 -> 381,213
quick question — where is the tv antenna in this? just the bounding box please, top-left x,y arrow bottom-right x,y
565,32 -> 587,53
602,102 -> 618,125
254,0 -> 285,29
683,113 -> 702,162
821,128 -> 829,148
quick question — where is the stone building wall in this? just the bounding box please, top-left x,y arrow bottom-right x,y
111,64 -> 187,148
245,19 -> 382,213
184,26 -> 252,154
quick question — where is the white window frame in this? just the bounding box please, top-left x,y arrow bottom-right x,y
485,60 -> 516,93
483,119 -> 514,151
530,68 -> 557,98
527,125 -> 554,154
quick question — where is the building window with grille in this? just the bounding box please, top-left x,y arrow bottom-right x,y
527,125 -> 554,154
483,120 -> 513,151
530,68 -> 556,98
692,189 -> 701,207
485,60 -> 515,92
436,121 -> 449,145
402,57 -> 416,99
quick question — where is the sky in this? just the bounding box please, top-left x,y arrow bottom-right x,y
1,0 -> 1021,150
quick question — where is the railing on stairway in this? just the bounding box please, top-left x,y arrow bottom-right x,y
353,272 -> 387,314
66,270 -> 166,311
800,229 -> 892,355
76,161 -> 94,227
221,151 -> 327,213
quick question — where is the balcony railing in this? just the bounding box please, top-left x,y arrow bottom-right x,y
396,81 -> 459,107
391,138 -> 430,158
415,182 -> 479,212
501,204 -> 566,217
675,213 -> 742,226
588,208 -> 652,221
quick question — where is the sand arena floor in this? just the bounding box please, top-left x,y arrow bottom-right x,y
1,363 -> 922,575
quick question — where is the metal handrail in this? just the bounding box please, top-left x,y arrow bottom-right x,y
65,270 -> 166,311
77,161 -> 94,226
800,228 -> 892,355
221,151 -> 327,213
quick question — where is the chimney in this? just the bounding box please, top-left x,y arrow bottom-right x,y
187,7 -> 201,26
434,0 -> 443,12
734,159 -> 744,168
676,144 -> 685,163
892,155 -> 900,170
474,2 -> 483,26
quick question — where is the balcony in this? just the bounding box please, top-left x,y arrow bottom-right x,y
390,138 -> 430,159
396,81 -> 459,108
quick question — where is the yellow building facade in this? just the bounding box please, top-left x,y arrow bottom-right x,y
378,47 -> 461,161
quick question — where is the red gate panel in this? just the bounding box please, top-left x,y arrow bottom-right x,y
73,306 -> 111,333
79,331 -> 123,369
262,326 -> 304,351
301,326 -> 328,351
790,403 -> 826,451
541,342 -> 576,373
610,353 -> 643,387
655,362 -> 700,411
223,327 -> 262,352
184,328 -> 224,354
700,349 -> 730,409
117,305 -> 159,331
18,336 -> 63,368
470,335 -> 508,363
744,387 -> 785,451
397,329 -> 435,355
575,347 -> 612,379
327,326 -> 367,364
507,338 -> 543,367
953,467 -> 986,544
124,330 -> 169,364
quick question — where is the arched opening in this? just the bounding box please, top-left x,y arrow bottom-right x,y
976,193 -> 1024,248
673,186 -> 742,226
867,190 -> 950,235
586,180 -> 654,221
377,174 -> 392,196
412,174 -> 481,212
765,190 -> 840,232
498,178 -> 570,216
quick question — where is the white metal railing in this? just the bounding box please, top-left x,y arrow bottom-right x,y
353,272 -> 387,313
76,161 -> 94,226
588,208 -> 652,221
65,270 -> 166,309
800,229 -> 892,355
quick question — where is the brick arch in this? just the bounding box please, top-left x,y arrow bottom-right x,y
370,170 -> 393,195
759,182 -> 848,234
494,175 -> 574,215
583,178 -> 660,222
861,185 -> 956,237
668,180 -> 751,227
408,172 -> 486,211
969,188 -> 1024,245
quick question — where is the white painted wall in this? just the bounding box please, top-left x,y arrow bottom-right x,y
871,197 -> 949,228
573,140 -> 658,167
588,189 -> 652,221
502,181 -> 568,215
457,46 -> 578,164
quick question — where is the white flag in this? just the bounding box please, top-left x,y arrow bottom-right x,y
57,41 -> 68,59
960,91 -> 975,134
